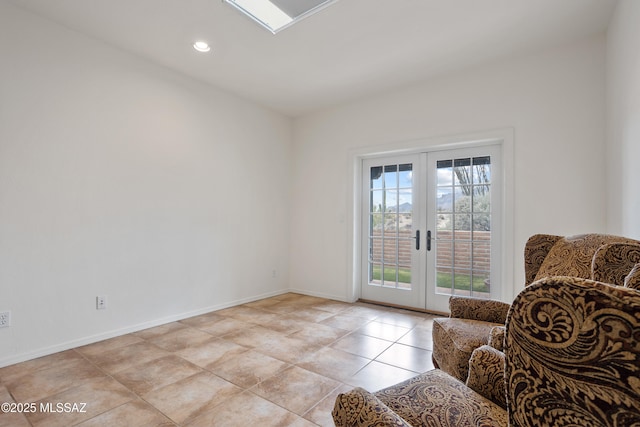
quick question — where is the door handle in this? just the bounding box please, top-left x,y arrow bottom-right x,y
415,230 -> 420,250
426,230 -> 432,251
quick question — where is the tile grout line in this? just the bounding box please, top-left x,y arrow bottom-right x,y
1,295 -> 438,426
71,347 -> 181,426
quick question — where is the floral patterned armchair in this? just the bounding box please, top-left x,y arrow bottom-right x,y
333,276 -> 640,426
431,233 -> 640,382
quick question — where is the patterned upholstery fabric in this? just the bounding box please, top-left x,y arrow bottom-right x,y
466,345 -> 506,409
523,234 -> 563,285
333,369 -> 507,427
506,277 -> 640,427
432,317 -> 502,381
625,263 -> 640,289
433,233 -> 640,383
334,276 -> 640,427
332,388 -> 412,427
592,242 -> 640,285
533,234 -> 639,282
449,296 -> 511,324
487,326 -> 505,352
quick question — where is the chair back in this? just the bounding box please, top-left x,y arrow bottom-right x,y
525,234 -> 640,286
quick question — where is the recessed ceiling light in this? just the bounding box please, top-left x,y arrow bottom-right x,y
193,41 -> 211,53
224,0 -> 338,34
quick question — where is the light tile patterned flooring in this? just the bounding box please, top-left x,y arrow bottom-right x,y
0,293 -> 436,426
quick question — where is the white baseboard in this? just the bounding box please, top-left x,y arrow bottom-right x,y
286,287 -> 356,303
0,288 -> 292,368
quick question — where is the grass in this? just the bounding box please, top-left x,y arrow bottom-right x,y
371,265 -> 412,283
437,271 -> 489,293
371,265 -> 489,292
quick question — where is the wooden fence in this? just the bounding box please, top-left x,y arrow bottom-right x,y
370,230 -> 491,273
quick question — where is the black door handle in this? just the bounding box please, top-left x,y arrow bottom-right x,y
426,230 -> 432,251
415,230 -> 420,250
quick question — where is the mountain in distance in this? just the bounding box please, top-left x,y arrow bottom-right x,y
388,196 -> 452,213
398,202 -> 412,212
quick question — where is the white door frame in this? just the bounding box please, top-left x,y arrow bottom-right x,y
347,129 -> 515,311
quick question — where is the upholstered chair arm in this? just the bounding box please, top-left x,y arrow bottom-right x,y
488,325 -> 506,352
505,277 -> 640,426
465,345 -> 506,409
523,234 -> 563,285
591,242 -> 640,286
449,296 -> 511,324
332,388 -> 412,427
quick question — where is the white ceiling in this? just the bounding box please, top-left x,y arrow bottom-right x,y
10,0 -> 617,117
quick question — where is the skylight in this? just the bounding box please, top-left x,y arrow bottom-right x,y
224,0 -> 337,34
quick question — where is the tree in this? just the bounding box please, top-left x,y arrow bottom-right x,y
454,163 -> 490,196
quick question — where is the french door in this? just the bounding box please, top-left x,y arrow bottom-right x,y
361,145 -> 502,312
361,154 -> 426,309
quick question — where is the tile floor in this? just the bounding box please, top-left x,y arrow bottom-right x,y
0,293 -> 437,426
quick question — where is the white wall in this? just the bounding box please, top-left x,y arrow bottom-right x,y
290,35 -> 608,302
0,1 -> 621,367
0,3 -> 292,367
606,0 -> 640,240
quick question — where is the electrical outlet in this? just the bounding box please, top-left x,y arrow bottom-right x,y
96,296 -> 107,310
0,311 -> 11,328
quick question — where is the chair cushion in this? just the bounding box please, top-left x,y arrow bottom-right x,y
534,234 -> 638,282
625,263 -> 640,289
432,318 -> 502,382
374,369 -> 507,427
592,243 -> 640,285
